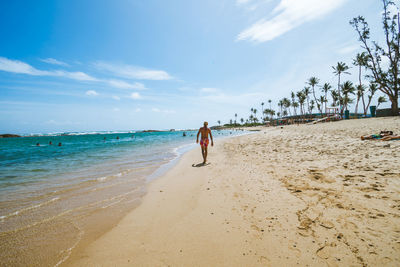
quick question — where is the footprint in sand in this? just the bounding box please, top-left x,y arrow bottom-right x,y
320,221 -> 334,229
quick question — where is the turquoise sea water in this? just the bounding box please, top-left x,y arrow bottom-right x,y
0,129 -> 245,266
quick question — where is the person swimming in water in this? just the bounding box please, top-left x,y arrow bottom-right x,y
196,121 -> 214,164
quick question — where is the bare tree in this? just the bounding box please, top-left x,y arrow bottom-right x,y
350,0 -> 400,115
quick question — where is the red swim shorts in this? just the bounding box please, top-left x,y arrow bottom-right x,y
200,138 -> 209,147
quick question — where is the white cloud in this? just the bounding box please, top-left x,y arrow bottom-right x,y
0,57 -> 97,81
237,0 -> 252,5
93,61 -> 173,80
0,57 -> 44,75
86,90 -> 98,96
135,108 -> 142,112
237,0 -> 347,43
113,107 -> 120,112
40,58 -> 69,67
112,95 -> 121,100
108,79 -> 147,90
151,107 -> 175,114
200,87 -> 219,93
55,70 -> 97,81
337,43 -> 360,55
130,92 -> 141,99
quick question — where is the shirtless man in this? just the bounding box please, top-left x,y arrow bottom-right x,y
196,122 -> 214,164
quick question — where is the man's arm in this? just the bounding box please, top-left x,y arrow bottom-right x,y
196,128 -> 200,143
209,129 -> 213,146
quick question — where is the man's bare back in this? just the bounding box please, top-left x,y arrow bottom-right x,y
199,127 -> 211,140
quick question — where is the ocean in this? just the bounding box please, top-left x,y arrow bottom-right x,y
0,129 -> 245,266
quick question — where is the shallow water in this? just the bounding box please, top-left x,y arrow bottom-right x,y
0,129 -> 244,266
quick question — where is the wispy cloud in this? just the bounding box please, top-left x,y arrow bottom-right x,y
200,87 -> 219,93
93,61 -> 173,80
0,57 -> 96,81
130,92 -> 141,99
0,57 -> 148,90
86,90 -> 98,96
237,0 -> 347,43
40,58 -> 69,67
337,43 -> 360,55
151,107 -> 175,114
108,80 -> 147,90
112,95 -> 121,101
236,0 -> 253,5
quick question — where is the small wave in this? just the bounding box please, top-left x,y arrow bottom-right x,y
95,170 -> 127,182
53,223 -> 84,267
0,197 -> 60,221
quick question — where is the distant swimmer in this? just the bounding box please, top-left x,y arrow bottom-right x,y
49,141 -> 52,145
116,136 -> 120,140
183,132 -> 186,137
36,143 -> 40,146
58,142 -> 62,146
104,137 -> 106,142
196,121 -> 214,164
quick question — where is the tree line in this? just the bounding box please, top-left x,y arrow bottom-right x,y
220,0 -> 399,127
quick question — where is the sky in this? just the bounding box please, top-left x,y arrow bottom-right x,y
0,0 -> 393,133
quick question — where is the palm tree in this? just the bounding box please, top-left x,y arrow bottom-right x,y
321,83 -> 332,114
319,96 -> 325,114
217,120 -> 221,126
261,102 -> 264,121
341,81 -> 355,112
268,99 -> 272,110
234,113 -> 237,125
332,62 -> 350,116
353,52 -> 368,116
330,89 -> 339,107
310,100 -> 315,114
303,87 -> 311,114
240,118 -> 244,125
363,83 -> 378,115
307,77 -> 321,113
253,108 -> 257,122
291,92 -> 297,115
354,85 -> 365,116
377,96 -> 387,109
278,100 -> 284,118
270,109 -> 276,119
292,102 -> 299,115
282,98 -> 291,116
296,91 -> 306,115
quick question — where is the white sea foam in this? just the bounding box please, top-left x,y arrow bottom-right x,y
0,197 -> 60,220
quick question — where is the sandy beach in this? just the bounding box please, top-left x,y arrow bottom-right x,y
65,117 -> 400,267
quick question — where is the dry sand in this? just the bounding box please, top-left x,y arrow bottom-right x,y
66,117 -> 400,267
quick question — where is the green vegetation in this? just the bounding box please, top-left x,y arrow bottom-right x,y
219,0 -> 399,128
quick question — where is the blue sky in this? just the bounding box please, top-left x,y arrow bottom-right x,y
0,0 -> 391,133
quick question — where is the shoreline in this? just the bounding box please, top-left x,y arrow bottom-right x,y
55,131 -> 251,266
0,130 -> 246,267
65,117 -> 400,266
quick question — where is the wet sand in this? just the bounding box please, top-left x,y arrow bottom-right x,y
66,117 -> 400,266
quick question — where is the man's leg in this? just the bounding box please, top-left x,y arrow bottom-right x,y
201,146 -> 205,162
204,146 -> 208,163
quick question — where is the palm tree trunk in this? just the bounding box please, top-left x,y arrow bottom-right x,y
338,74 -> 341,116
